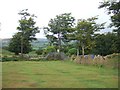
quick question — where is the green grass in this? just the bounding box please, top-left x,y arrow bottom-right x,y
2,60 -> 118,88
1,48 -> 14,56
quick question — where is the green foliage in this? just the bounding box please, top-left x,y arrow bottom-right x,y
9,33 -> 32,55
36,48 -> 43,55
68,48 -> 77,55
17,9 -> 39,40
92,32 -> 118,56
44,13 -> 75,52
8,9 -> 39,55
43,46 -> 56,55
99,0 -> 120,53
6,8 -> 119,56
2,56 -> 20,62
70,16 -> 105,55
8,33 -> 21,55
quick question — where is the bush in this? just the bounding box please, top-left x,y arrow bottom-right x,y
43,46 -> 56,55
2,55 -> 30,62
68,48 -> 77,56
36,48 -> 43,55
2,55 -> 19,62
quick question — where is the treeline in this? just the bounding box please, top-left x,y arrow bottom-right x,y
8,0 -> 120,56
36,32 -> 118,56
92,32 -> 118,56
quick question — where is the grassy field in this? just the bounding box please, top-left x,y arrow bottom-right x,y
2,61 -> 118,88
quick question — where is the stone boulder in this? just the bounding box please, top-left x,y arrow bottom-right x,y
45,52 -> 68,60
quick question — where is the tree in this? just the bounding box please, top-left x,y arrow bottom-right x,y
44,13 -> 75,53
72,17 -> 104,56
9,33 -> 32,55
92,32 -> 118,56
99,0 -> 120,53
68,48 -> 77,56
43,46 -> 56,55
9,33 -> 21,55
9,9 -> 39,55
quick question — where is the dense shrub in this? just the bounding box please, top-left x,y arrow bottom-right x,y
43,46 -> 56,55
2,56 -> 19,62
2,54 -> 31,62
36,48 -> 43,55
68,48 -> 77,56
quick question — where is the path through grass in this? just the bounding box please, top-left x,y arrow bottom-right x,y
2,61 -> 118,88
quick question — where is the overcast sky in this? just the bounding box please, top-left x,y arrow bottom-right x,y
0,0 -> 111,39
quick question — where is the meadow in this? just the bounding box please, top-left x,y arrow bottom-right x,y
2,60 -> 118,88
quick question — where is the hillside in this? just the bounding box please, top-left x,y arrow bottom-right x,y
31,38 -> 48,50
1,38 -> 49,50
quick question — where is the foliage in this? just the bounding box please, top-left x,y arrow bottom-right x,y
6,8 -> 119,57
36,48 -> 43,55
44,13 -> 75,52
67,48 -> 77,56
9,33 -> 32,55
99,0 -> 120,53
43,46 -> 56,55
2,56 -> 20,62
92,32 -> 118,56
8,9 -> 39,55
70,16 -> 105,55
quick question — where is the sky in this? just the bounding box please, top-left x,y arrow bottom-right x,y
0,0 -> 111,39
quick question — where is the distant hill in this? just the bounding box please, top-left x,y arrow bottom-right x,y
1,38 -> 49,50
1,38 -> 10,47
31,38 -> 48,50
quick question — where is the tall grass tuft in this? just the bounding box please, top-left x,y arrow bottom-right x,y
72,53 -> 119,69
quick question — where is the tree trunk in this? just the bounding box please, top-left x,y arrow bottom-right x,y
58,33 -> 61,53
82,45 -> 85,56
77,48 -> 79,56
77,40 -> 80,56
21,36 -> 23,57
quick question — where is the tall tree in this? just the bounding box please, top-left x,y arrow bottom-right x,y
99,0 -> 120,53
9,9 -> 39,55
44,13 -> 75,52
73,17 -> 104,56
9,32 -> 32,55
93,32 -> 118,56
